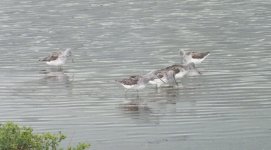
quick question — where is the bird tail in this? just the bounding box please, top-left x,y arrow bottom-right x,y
203,52 -> 210,57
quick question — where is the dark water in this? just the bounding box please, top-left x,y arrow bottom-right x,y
0,0 -> 271,150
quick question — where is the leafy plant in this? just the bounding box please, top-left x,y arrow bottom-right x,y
0,122 -> 90,150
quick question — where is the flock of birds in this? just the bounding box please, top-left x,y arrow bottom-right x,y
39,49 -> 210,95
115,49 -> 210,94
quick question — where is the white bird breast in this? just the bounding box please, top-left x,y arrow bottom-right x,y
46,59 -> 65,66
175,71 -> 187,79
121,84 -> 135,89
46,57 -> 67,66
149,78 -> 166,87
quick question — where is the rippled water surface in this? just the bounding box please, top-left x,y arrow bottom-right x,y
1,0 -> 271,149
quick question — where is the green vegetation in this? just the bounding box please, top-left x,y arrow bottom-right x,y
0,122 -> 90,150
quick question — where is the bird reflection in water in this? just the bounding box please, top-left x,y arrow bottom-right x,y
148,87 -> 180,105
119,88 -> 180,124
119,97 -> 159,124
120,98 -> 150,112
39,69 -> 73,87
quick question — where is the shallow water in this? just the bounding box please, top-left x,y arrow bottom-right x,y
0,0 -> 271,149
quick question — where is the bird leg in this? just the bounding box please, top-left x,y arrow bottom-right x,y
173,76 -> 178,86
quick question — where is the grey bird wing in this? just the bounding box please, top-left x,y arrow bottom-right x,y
119,78 -> 139,85
191,52 -> 209,59
146,70 -> 168,83
151,71 -> 167,84
40,52 -> 60,61
152,69 -> 166,79
165,64 -> 183,73
164,64 -> 182,70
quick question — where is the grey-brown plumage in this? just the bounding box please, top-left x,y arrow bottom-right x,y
39,52 -> 61,62
39,48 -> 73,67
190,52 -> 210,59
151,66 -> 180,81
148,67 -> 179,87
118,75 -> 140,86
116,74 -> 154,91
180,49 -> 210,65
148,62 -> 199,87
164,64 -> 183,74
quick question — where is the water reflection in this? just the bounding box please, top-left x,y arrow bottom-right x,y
119,87 -> 181,124
11,69 -> 74,100
39,69 -> 73,87
119,96 -> 158,124
150,87 -> 179,105
119,97 -> 150,112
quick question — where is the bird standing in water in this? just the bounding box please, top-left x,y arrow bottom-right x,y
148,62 -> 199,88
179,49 -> 210,65
116,73 -> 157,96
39,48 -> 74,70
